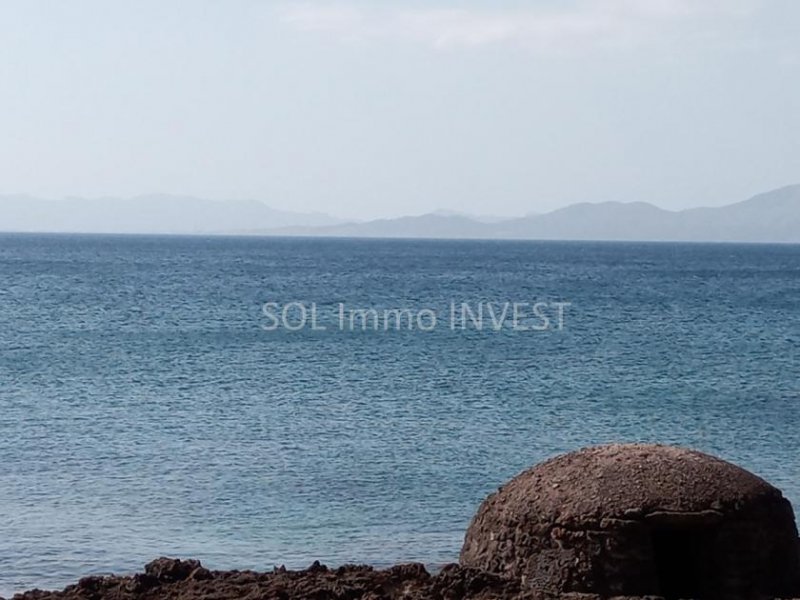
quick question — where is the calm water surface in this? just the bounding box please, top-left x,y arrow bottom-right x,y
1,234 -> 799,596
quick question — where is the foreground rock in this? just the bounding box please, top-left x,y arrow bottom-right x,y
461,444 -> 800,599
8,557 -> 800,600
10,558 -> 528,600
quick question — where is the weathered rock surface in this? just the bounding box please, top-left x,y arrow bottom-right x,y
9,558 -> 526,600
460,444 -> 800,599
6,557 -> 800,600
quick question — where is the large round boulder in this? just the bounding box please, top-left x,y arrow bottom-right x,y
460,444 -> 800,599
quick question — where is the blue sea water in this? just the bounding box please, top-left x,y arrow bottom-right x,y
1,234 -> 799,596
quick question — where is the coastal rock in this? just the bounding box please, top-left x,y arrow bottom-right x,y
7,556 -> 800,599
460,443 -> 800,599
143,557 -> 203,582
11,561 -> 525,600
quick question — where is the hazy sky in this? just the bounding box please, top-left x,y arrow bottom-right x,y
1,1 -> 798,220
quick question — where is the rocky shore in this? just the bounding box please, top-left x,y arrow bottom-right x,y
6,557 -> 800,600
9,557 -> 529,600
9,446 -> 800,600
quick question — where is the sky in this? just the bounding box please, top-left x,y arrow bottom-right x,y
0,0 -> 798,220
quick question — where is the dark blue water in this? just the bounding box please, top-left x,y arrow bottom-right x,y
1,234 -> 799,596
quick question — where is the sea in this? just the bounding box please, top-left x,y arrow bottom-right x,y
1,233 -> 799,596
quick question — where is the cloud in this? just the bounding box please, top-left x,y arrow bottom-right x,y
279,0 -> 756,52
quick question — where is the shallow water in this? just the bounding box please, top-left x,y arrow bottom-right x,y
1,234 -> 799,596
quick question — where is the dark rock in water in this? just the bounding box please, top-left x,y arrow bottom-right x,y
307,559 -> 328,573
460,443 -> 800,599
7,554 -> 800,599
10,560 -> 526,600
143,557 -> 203,582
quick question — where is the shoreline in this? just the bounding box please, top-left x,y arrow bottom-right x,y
9,557 -> 800,600
7,557 -> 524,600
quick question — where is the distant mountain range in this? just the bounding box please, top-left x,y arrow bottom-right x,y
0,194 -> 343,234
258,185 -> 800,243
1,185 -> 799,242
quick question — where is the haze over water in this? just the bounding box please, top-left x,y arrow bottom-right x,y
1,234 -> 799,596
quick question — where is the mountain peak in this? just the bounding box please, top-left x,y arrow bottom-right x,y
1,185 -> 799,242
